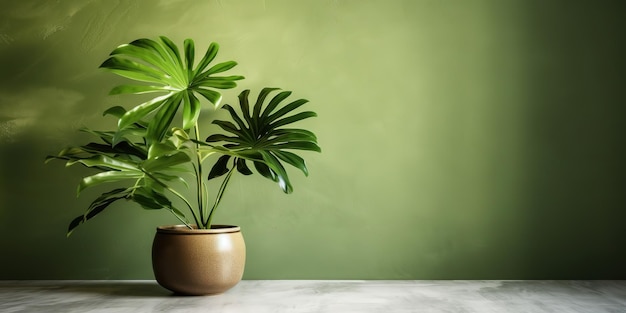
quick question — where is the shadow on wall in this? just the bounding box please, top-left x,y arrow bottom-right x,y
520,1 -> 626,278
0,0 -> 141,145
0,10 -> 90,234
0,133 -> 78,278
0,1 -> 120,278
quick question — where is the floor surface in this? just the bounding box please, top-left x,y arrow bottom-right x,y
1,280 -> 625,313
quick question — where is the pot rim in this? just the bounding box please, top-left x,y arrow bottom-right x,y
156,224 -> 240,234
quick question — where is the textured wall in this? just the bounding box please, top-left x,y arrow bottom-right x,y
1,0 -> 625,279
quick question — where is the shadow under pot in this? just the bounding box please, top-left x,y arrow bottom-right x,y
152,225 -> 246,295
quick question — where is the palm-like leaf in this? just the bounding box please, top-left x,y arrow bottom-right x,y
100,36 -> 244,144
47,126 -> 194,235
206,88 -> 320,193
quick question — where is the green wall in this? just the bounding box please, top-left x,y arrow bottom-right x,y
1,0 -> 625,279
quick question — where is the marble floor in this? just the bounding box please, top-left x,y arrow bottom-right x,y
0,280 -> 625,313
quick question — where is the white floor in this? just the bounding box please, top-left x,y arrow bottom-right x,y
1,280 -> 625,313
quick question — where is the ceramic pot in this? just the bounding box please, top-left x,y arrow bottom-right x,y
152,225 -> 246,295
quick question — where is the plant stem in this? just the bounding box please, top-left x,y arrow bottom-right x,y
166,187 -> 200,226
142,170 -> 201,228
205,159 -> 237,228
167,209 -> 192,229
194,124 -> 207,228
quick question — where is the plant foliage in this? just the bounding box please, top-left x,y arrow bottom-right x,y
47,36 -> 320,236
206,88 -> 321,194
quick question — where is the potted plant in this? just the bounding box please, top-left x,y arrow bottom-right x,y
46,36 -> 320,295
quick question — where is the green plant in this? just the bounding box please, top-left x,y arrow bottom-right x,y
46,36 -> 320,235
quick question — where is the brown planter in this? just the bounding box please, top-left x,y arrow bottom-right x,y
152,225 -> 246,295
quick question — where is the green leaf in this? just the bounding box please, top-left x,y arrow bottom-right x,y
267,111 -> 317,131
204,61 -> 238,76
123,38 -> 184,85
68,155 -> 140,171
153,172 -> 191,188
103,106 -> 127,118
212,120 -> 248,140
210,75 -> 245,81
194,78 -> 238,89
127,38 -> 169,62
193,42 -> 219,76
78,171 -> 144,195
252,88 -> 280,132
142,151 -> 191,172
109,85 -> 171,95
253,88 -> 280,119
221,104 -> 249,133
236,158 -> 253,175
266,99 -> 309,123
109,41 -> 175,77
146,94 -> 181,144
169,127 -> 192,149
263,132 -> 318,146
112,126 -> 148,147
194,88 -> 222,107
132,187 -> 171,210
49,146 -> 91,161
133,194 -> 163,210
261,90 -> 292,121
100,56 -> 170,84
253,161 -> 277,182
85,188 -> 131,220
238,89 -> 252,128
184,38 -> 195,79
205,134 -> 247,145
208,155 -> 231,180
110,42 -> 162,63
228,149 -> 265,162
79,128 -> 116,144
182,91 -> 201,130
159,36 -> 184,73
67,215 -> 85,236
118,92 -> 174,129
273,150 -> 308,176
147,141 -> 178,160
81,142 -> 147,159
260,151 -> 292,193
170,207 -> 189,223
171,127 -> 191,140
67,188 -> 131,236
269,141 -> 322,152
271,128 -> 317,141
